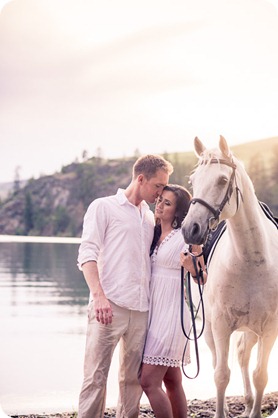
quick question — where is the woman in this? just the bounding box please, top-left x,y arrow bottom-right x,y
140,184 -> 207,418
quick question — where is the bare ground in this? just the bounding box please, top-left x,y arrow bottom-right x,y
10,391 -> 278,418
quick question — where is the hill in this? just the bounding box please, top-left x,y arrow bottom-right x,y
0,137 -> 277,237
231,136 -> 277,172
172,136 -> 277,171
0,157 -> 136,237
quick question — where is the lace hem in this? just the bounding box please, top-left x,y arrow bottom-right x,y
142,355 -> 190,367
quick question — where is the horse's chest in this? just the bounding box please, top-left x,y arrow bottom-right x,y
205,240 -> 278,328
205,277 -> 277,333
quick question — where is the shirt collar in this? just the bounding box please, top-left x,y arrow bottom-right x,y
116,188 -> 128,205
116,188 -> 149,211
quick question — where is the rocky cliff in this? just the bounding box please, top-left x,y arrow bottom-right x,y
0,157 -> 135,237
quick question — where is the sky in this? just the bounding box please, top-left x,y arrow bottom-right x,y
0,0 -> 278,183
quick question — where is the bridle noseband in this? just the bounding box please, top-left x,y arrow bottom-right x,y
190,158 -> 242,231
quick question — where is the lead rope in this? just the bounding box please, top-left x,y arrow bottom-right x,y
180,247 -> 205,379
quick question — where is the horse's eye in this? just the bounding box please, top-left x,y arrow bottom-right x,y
219,176 -> 228,186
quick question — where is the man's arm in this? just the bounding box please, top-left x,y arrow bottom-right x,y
82,260 -> 113,325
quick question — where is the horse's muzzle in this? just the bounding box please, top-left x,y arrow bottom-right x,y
181,221 -> 208,245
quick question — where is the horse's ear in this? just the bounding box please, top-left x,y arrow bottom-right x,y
194,137 -> 206,157
219,135 -> 231,158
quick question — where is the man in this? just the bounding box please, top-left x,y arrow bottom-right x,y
77,154 -> 173,418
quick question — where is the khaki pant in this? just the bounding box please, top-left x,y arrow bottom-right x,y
78,300 -> 148,418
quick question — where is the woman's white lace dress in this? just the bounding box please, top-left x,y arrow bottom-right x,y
143,228 -> 191,367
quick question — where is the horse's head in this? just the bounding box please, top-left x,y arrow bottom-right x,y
181,135 -> 242,245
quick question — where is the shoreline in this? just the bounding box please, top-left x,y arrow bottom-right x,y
9,392 -> 278,418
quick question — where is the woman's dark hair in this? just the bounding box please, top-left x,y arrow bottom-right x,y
150,184 -> 192,255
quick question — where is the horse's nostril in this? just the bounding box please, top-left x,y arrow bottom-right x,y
192,223 -> 200,237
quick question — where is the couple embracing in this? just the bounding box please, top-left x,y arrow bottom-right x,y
77,154 -> 206,418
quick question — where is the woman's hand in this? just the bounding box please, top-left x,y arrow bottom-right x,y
180,250 -> 207,284
180,251 -> 195,272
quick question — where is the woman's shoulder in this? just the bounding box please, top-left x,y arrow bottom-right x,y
161,229 -> 188,255
172,228 -> 188,246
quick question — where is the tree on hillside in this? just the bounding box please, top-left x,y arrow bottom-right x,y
13,165 -> 21,194
168,153 -> 196,189
248,153 -> 269,203
82,150 -> 89,162
24,191 -> 34,234
133,148 -> 141,158
53,205 -> 71,235
270,144 -> 278,181
269,145 -> 278,213
96,147 -> 103,160
168,153 -> 193,188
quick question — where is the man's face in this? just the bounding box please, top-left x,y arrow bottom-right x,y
140,169 -> 169,204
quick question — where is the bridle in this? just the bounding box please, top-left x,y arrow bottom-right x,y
190,158 -> 243,231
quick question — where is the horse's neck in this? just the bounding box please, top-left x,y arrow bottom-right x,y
227,186 -> 270,256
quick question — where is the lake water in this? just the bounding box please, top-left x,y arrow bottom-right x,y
0,236 -> 277,416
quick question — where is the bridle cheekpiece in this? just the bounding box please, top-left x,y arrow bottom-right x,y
190,157 -> 242,231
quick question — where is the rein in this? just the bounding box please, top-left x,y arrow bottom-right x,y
190,158 -> 242,231
180,246 -> 205,379
180,158 -> 242,378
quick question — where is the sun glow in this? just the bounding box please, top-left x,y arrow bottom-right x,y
0,0 -> 278,182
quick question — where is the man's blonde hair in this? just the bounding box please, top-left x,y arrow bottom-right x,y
133,154 -> 173,180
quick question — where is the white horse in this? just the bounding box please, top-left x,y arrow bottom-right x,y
181,136 -> 278,418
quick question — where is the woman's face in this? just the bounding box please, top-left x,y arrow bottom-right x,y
155,190 -> 177,224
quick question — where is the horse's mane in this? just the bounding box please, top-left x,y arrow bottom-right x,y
191,148 -> 229,174
199,148 -> 222,163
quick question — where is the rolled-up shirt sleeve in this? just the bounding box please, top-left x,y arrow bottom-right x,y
77,199 -> 107,270
77,189 -> 154,311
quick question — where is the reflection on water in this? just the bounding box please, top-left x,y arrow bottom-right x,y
0,240 -> 277,415
1,241 -> 88,308
0,240 -> 89,415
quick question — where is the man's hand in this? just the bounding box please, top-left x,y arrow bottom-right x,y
82,261 -> 113,325
94,295 -> 113,325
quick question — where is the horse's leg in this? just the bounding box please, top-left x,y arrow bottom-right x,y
237,330 -> 258,417
250,332 -> 277,418
212,324 -> 231,418
204,319 -> 216,368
